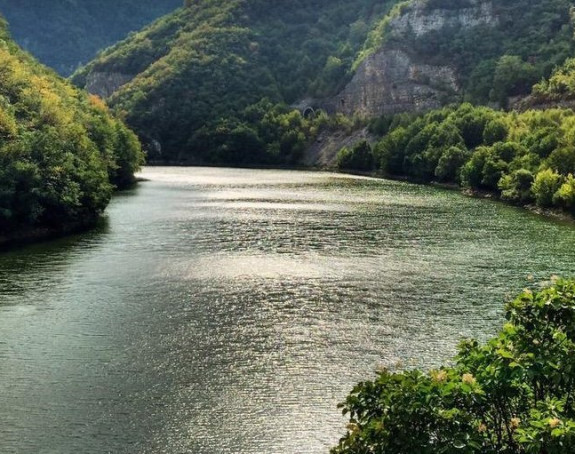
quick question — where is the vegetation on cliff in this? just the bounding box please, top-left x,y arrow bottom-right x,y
0,17 -> 143,238
333,278 -> 575,453
529,58 -> 575,106
0,0 -> 181,75
68,0 -> 575,165
359,0 -> 574,107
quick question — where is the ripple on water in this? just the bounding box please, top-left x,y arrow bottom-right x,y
1,167 -> 575,454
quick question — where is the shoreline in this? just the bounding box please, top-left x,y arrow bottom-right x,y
3,164 -> 573,251
0,216 -> 101,251
145,162 -> 575,223
329,167 -> 575,224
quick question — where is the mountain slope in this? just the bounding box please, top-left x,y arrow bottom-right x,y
0,0 -> 181,75
0,16 -> 143,241
335,0 -> 574,117
73,0 -> 575,166
72,0 -> 400,163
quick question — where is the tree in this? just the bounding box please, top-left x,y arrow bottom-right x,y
498,169 -> 534,204
532,169 -> 562,207
337,140 -> 374,171
333,278 -> 575,454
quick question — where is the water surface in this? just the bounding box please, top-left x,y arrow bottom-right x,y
1,167 -> 574,454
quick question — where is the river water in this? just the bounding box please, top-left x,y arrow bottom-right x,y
1,167 -> 575,454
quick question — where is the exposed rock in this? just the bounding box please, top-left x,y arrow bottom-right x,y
335,49 -> 459,117
512,95 -> 575,112
333,0 -> 498,117
391,0 -> 497,38
85,72 -> 134,98
303,127 -> 375,168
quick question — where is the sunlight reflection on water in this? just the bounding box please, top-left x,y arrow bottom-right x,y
1,167 -> 574,454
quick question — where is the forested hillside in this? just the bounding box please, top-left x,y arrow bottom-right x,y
72,0 -> 400,163
0,17 -> 144,242
0,0 -> 180,75
71,0 -> 575,165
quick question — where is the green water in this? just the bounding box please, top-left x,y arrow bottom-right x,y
1,167 -> 574,453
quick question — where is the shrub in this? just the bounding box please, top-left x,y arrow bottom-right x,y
532,169 -> 563,208
333,278 -> 575,454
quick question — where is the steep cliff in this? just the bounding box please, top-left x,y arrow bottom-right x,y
334,0 -> 572,117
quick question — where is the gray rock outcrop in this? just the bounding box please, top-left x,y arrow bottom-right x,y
85,72 -> 134,98
333,0 -> 499,117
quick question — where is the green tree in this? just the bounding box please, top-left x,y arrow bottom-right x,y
333,278 -> 575,454
532,168 -> 563,207
498,169 -> 534,204
337,140 -> 374,171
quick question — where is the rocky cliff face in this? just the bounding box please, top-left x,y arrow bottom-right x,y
84,72 -> 134,99
334,0 -> 499,117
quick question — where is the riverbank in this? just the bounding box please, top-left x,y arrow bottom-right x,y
148,161 -> 575,224
331,166 -> 575,224
0,216 -> 102,251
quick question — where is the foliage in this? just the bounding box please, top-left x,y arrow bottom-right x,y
0,21 -> 143,235
372,103 -> 575,214
333,278 -> 575,454
337,140 -> 375,172
533,58 -> 575,103
532,169 -> 563,208
352,0 -> 573,108
63,0 -> 575,167
0,0 -> 181,75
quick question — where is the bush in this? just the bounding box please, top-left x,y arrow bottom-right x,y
333,278 -> 575,454
553,174 -> 575,213
337,140 -> 374,171
498,169 -> 534,204
532,169 -> 563,208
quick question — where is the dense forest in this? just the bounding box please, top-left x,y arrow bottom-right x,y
0,16 -> 143,241
71,0 -> 401,163
0,0 -> 180,75
69,0 -> 575,166
338,103 -> 575,215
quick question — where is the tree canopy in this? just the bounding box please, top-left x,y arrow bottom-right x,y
0,17 -> 143,237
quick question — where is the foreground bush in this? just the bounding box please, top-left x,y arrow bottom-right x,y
333,278 -> 575,454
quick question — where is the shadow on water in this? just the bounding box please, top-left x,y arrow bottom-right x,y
0,182 -> 147,305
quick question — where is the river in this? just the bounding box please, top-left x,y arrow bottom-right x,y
1,167 -> 574,454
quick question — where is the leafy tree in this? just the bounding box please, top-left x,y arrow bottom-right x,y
532,169 -> 563,208
0,21 -> 143,238
333,278 -> 575,454
337,140 -> 374,171
483,118 -> 509,146
435,146 -> 470,183
498,169 -> 534,204
553,174 -> 575,213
